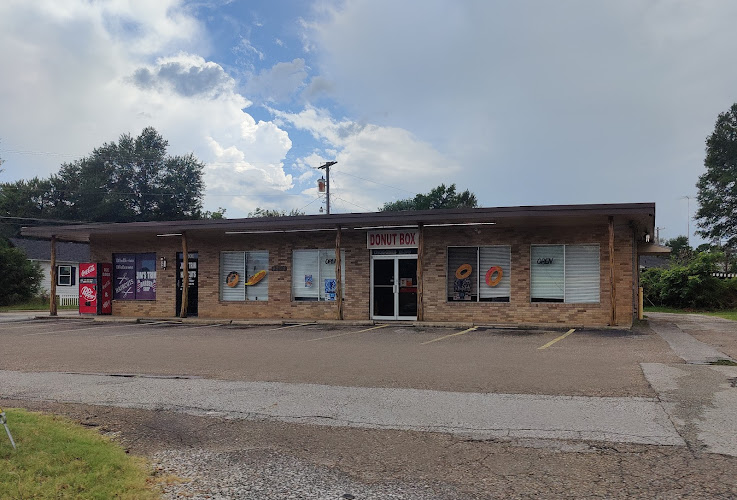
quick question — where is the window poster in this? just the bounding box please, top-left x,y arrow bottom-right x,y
135,253 -> 157,300
114,254 -> 136,300
324,278 -> 337,301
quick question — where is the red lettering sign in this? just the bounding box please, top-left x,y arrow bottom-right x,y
366,230 -> 419,249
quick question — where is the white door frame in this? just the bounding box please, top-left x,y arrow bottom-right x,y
370,254 -> 417,321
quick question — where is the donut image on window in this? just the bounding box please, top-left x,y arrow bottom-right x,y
226,271 -> 240,287
244,270 -> 267,286
455,263 -> 473,279
485,266 -> 503,287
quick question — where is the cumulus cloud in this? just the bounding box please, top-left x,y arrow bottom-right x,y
0,0 -> 301,217
243,58 -> 308,103
131,55 -> 236,98
273,106 -> 462,212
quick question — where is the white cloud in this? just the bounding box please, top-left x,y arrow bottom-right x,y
302,0 -> 737,239
274,106 -> 462,212
0,0 -> 298,218
243,58 -> 308,103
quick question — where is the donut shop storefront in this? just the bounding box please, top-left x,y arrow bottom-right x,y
22,203 -> 657,327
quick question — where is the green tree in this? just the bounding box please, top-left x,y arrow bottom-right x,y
203,207 -> 227,219
696,103 -> 737,246
248,207 -> 305,217
0,239 -> 43,305
0,127 -> 205,223
379,184 -> 478,212
664,235 -> 692,263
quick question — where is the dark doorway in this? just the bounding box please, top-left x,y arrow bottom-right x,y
176,252 -> 198,317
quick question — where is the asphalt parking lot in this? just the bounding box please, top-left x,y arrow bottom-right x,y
0,317 -> 680,397
2,315 -> 737,498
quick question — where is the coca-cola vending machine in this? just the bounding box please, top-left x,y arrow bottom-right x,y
79,263 -> 112,315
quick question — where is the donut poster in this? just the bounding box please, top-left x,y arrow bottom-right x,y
453,263 -> 473,301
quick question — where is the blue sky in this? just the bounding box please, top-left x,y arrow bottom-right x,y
2,1 -> 737,244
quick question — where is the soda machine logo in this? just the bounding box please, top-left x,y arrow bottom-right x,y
80,285 -> 96,301
80,264 -> 96,277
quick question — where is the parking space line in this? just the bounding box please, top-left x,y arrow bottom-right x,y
304,324 -> 389,342
537,329 -> 576,350
0,320 -> 92,330
23,325 -> 116,336
421,326 -> 478,345
266,323 -> 315,331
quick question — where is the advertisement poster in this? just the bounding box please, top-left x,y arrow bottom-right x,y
113,254 -> 136,300
135,253 -> 157,300
324,278 -> 336,301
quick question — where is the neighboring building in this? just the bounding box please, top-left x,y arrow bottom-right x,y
22,203 -> 658,327
10,237 -> 90,301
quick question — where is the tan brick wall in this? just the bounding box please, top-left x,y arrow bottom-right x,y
90,217 -> 636,327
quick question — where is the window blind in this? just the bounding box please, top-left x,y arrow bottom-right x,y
479,246 -> 511,301
530,245 -> 565,302
447,247 -> 478,301
564,245 -> 600,303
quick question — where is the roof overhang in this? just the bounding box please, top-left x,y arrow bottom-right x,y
637,243 -> 672,256
20,202 -> 657,243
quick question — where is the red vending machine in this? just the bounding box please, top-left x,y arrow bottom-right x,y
79,263 -> 113,315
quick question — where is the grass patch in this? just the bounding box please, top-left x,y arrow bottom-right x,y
709,359 -> 737,366
0,408 -> 159,499
644,306 -> 737,321
0,297 -> 77,312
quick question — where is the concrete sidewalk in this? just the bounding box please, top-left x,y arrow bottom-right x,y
1,369 -> 684,447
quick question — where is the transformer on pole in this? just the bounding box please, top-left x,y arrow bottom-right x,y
317,161 -> 337,214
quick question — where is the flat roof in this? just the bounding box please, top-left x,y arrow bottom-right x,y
21,202 -> 656,243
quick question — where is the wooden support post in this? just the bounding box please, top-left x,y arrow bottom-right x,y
180,232 -> 189,319
609,216 -> 616,326
416,224 -> 424,321
335,226 -> 343,320
638,287 -> 644,321
50,235 -> 57,316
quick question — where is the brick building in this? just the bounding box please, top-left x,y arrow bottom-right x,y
23,203 -> 658,327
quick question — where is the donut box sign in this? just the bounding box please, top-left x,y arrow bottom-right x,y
367,230 -> 419,249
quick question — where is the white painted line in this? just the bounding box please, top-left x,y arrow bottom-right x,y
23,325 -> 115,337
421,327 -> 478,345
305,324 -> 389,342
266,323 -> 315,331
537,329 -> 576,350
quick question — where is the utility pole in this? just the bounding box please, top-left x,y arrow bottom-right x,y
318,161 -> 337,214
655,227 -> 665,245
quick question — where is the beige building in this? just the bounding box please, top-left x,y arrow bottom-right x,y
23,203 -> 658,327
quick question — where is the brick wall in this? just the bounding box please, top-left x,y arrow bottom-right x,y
90,216 -> 636,327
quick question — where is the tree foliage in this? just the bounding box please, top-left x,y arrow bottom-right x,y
664,235 -> 692,263
379,184 -> 478,212
248,207 -> 305,217
696,103 -> 737,246
0,239 -> 43,305
0,127 -> 205,223
641,251 -> 737,309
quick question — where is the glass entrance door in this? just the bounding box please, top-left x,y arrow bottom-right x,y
371,256 -> 417,320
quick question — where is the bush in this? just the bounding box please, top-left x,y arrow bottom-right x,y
0,239 -> 43,306
641,251 -> 737,309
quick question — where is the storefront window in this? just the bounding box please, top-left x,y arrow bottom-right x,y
530,245 -> 599,303
447,246 -> 511,302
292,249 -> 346,301
114,253 -> 156,300
220,251 -> 269,301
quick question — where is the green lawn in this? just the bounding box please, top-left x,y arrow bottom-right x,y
0,408 -> 161,499
0,297 -> 77,312
644,306 -> 737,321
